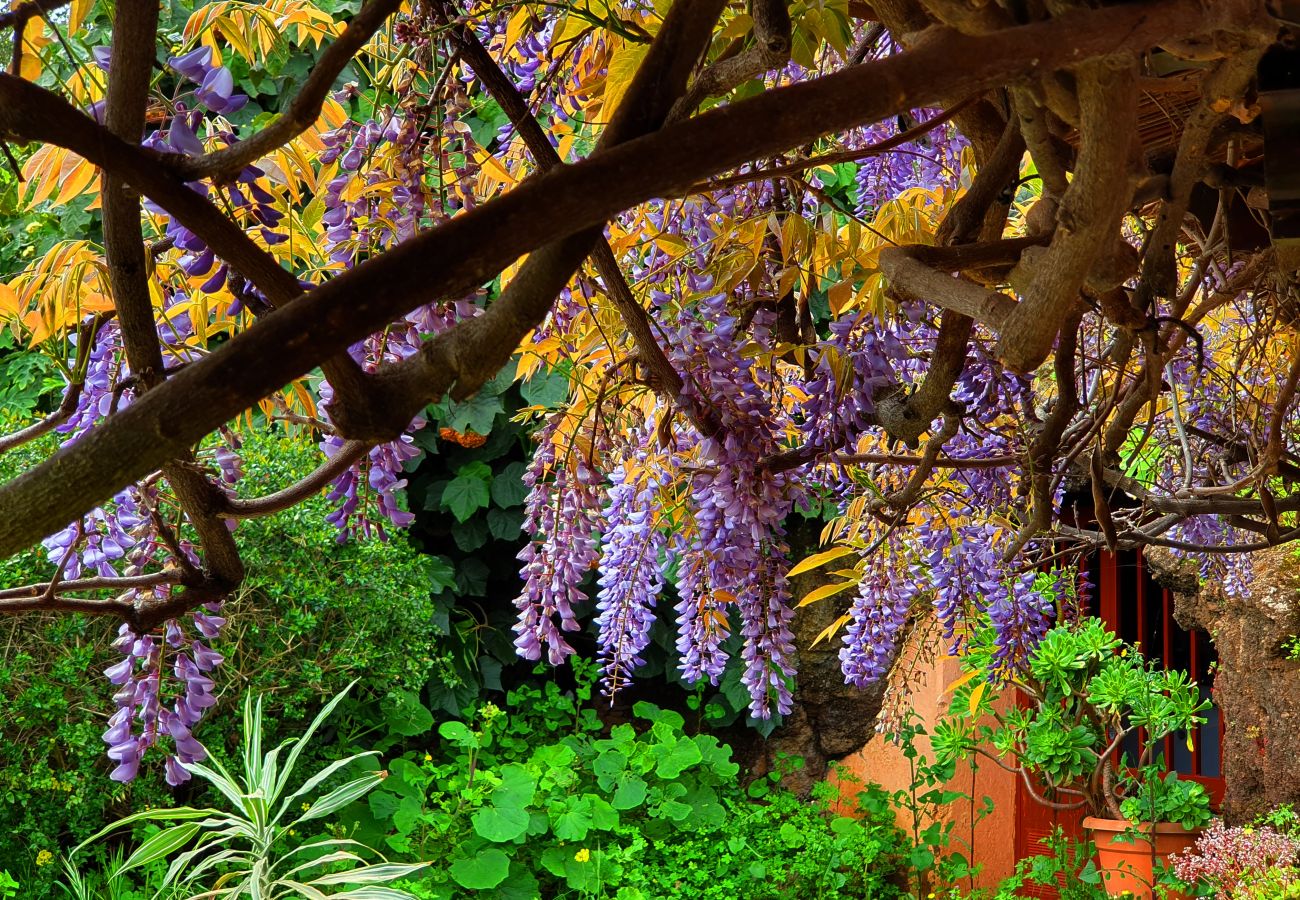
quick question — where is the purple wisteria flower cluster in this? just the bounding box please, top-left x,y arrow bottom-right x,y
40,297 -> 236,783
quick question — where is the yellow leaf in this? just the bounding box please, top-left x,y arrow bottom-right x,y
0,283 -> 21,319
69,0 -> 94,33
968,681 -> 986,716
19,23 -> 48,81
476,149 -> 515,186
601,40 -> 649,121
811,614 -> 852,648
798,580 -> 856,608
944,667 -> 981,695
828,279 -> 855,316
788,545 -> 856,578
504,6 -> 532,49
54,158 -> 98,207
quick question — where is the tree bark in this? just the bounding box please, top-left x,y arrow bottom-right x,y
1147,546 -> 1300,823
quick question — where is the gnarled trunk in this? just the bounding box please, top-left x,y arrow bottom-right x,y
1147,546 -> 1300,823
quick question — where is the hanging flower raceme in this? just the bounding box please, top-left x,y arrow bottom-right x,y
594,456 -> 666,695
513,417 -> 605,665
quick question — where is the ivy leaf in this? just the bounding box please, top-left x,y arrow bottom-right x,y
440,391 -> 504,436
452,516 -> 489,552
491,462 -> 529,508
487,507 -> 524,540
455,557 -> 490,597
520,364 -> 570,408
442,474 -> 490,523
449,849 -> 510,890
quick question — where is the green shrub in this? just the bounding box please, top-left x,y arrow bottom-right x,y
339,660 -> 910,900
0,423 -> 451,896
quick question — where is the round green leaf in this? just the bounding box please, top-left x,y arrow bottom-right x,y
449,849 -> 510,890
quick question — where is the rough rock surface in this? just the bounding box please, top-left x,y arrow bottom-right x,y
726,520 -> 885,795
1147,545 -> 1300,823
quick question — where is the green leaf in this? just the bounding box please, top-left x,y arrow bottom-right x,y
438,720 -> 479,749
440,392 -> 504,436
653,737 -> 703,778
450,849 -> 511,890
297,773 -> 383,822
452,516 -> 489,552
115,822 -> 201,875
490,462 -> 528,508
442,474 -> 491,523
487,507 -> 524,540
611,777 -> 647,810
494,765 -> 537,808
496,866 -> 541,900
520,364 -> 570,408
551,797 -> 594,841
473,805 -> 529,842
381,691 -> 434,737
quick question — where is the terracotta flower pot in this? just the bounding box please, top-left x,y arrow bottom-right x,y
1082,816 -> 1202,899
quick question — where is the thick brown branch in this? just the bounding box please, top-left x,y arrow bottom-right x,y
0,78 -> 381,438
100,0 -> 245,629
668,0 -> 791,120
1137,50 -> 1266,312
995,58 -> 1138,373
698,99 -> 973,194
0,0 -> 1253,560
878,244 -> 1017,329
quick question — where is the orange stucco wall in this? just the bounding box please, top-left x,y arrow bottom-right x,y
833,631 -> 1018,892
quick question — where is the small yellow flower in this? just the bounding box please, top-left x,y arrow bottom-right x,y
301,802 -> 311,812
424,753 -> 432,763
36,850 -> 54,867
24,221 -> 40,234
574,848 -> 590,863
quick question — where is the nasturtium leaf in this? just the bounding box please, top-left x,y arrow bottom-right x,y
449,849 -> 510,890
494,764 -> 537,808
496,866 -> 541,900
472,804 -> 529,842
612,776 -> 648,810
381,690 -> 433,737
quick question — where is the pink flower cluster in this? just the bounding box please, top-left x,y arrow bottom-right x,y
1172,819 -> 1300,899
